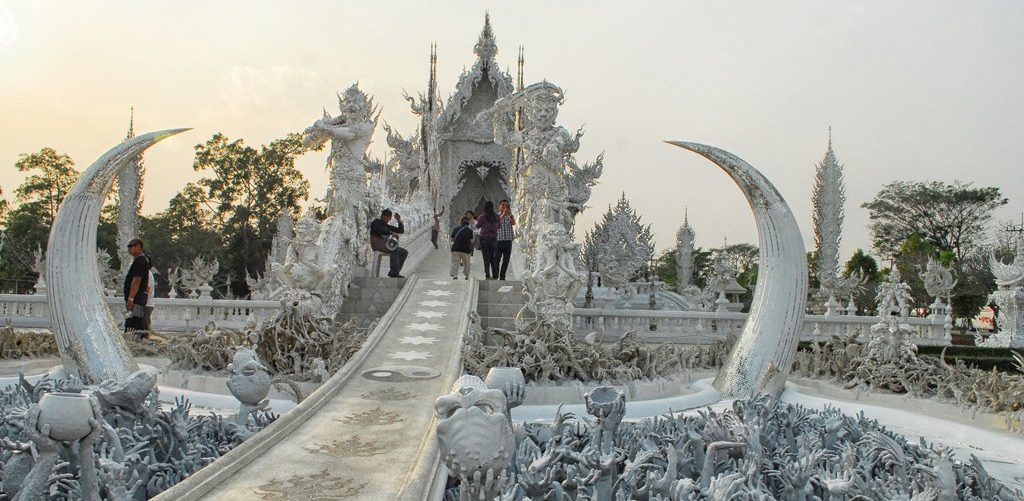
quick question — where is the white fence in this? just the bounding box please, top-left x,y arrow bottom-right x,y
0,220 -> 435,333
572,308 -> 952,346
0,294 -> 282,332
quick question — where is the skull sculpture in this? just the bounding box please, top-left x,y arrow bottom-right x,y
434,375 -> 516,473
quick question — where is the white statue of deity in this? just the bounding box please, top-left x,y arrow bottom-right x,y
274,214 -> 335,293
479,81 -> 588,328
288,83 -> 377,314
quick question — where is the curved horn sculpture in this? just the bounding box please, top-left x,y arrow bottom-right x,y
47,129 -> 189,384
667,141 -> 807,398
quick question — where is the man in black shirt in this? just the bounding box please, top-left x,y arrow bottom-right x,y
369,209 -> 407,278
123,237 -> 152,336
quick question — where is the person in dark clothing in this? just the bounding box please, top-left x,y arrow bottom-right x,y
495,199 -> 516,280
431,206 -> 445,249
476,201 -> 500,280
449,216 -> 474,279
123,237 -> 151,337
369,208 -> 407,278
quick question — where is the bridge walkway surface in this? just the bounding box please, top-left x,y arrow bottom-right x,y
154,247 -> 505,500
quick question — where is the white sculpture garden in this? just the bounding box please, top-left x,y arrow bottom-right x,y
0,13 -> 1022,501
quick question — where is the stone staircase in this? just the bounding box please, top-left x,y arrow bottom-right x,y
336,276 -> 408,330
476,279 -> 532,331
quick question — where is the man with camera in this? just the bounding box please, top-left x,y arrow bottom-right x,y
370,208 -> 407,278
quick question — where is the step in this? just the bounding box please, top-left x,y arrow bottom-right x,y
477,280 -> 525,292
476,302 -> 524,318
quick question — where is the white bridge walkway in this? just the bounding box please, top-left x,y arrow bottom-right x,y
155,248 -> 489,500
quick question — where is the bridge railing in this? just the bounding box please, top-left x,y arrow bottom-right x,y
0,222 -> 433,333
571,308 -> 951,345
0,294 -> 282,331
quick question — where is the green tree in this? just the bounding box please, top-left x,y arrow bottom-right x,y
894,234 -> 937,311
13,148 -> 79,225
190,133 -> 310,296
654,249 -> 678,290
690,247 -> 714,289
862,181 -> 1007,262
842,249 -> 880,315
1,148 -> 80,284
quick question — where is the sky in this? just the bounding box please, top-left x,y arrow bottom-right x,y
0,1 -> 1021,261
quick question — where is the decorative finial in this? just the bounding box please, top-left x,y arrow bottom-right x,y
517,45 -> 525,92
827,126 -> 833,150
684,206 -> 689,226
474,12 -> 498,62
125,107 -> 135,140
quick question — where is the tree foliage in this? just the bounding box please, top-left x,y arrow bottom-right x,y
862,181 -> 1007,262
842,249 -> 881,315
1,148 -> 83,287
185,132 -> 311,296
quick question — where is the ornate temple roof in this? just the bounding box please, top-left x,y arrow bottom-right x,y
437,13 -> 514,131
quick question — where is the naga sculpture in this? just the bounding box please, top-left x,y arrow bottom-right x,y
668,141 -> 808,399
47,128 -> 188,384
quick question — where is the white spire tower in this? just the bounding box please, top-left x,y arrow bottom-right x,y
811,127 -> 846,303
676,207 -> 696,291
117,107 -> 145,274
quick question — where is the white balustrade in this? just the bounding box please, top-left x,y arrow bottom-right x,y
571,308 -> 950,346
0,294 -> 281,332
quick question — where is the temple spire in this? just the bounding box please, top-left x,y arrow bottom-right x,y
473,12 -> 497,62
429,42 -> 438,113
124,107 -> 135,140
517,45 -> 524,92
812,126 -> 847,296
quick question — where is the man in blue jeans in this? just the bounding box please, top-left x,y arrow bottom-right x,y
495,199 -> 516,280
369,209 -> 407,278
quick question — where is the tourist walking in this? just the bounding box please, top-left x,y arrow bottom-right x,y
123,237 -> 152,338
465,210 -> 479,257
495,199 -> 516,280
431,206 -> 445,249
369,209 -> 408,278
450,216 -> 474,280
476,201 -> 500,280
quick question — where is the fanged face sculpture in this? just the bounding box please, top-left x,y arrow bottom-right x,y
526,95 -> 559,129
434,385 -> 515,472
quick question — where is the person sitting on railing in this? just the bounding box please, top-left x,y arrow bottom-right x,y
369,208 -> 407,278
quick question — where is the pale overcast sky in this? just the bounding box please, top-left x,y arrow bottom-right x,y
1,1 -> 1021,261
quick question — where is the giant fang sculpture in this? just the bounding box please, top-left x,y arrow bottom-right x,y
668,141 -> 807,398
47,128 -> 188,384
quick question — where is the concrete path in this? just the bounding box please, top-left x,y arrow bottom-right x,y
157,248 -> 478,500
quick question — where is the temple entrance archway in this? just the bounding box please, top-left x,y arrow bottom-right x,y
448,159 -> 510,225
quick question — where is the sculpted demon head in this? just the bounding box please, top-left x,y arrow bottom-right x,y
226,346 -> 271,407
434,375 -> 515,473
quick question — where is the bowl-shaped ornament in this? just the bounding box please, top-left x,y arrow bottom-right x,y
37,392 -> 94,441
